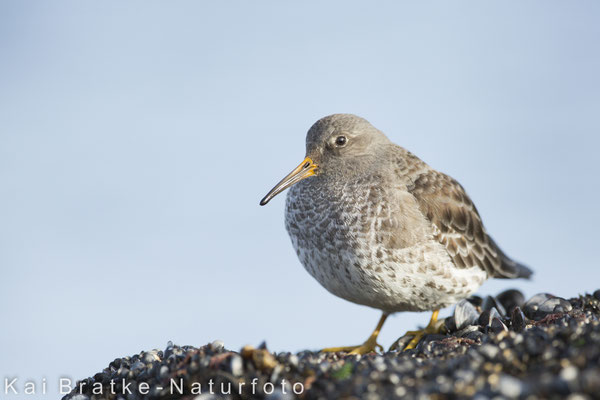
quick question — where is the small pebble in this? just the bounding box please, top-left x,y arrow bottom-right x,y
454,299 -> 480,330
498,374 -> 524,398
210,340 -> 225,351
229,354 -> 244,376
479,344 -> 499,359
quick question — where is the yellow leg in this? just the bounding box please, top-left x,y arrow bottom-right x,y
321,313 -> 388,355
402,309 -> 441,350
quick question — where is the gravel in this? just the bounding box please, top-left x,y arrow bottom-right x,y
63,290 -> 600,399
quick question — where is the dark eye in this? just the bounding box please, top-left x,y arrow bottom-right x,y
335,136 -> 347,146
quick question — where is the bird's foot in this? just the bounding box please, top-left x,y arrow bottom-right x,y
321,336 -> 384,355
390,310 -> 443,351
400,324 -> 442,350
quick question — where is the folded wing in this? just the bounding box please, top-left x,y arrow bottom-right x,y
407,169 -> 532,279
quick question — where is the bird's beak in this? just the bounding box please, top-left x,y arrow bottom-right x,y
260,157 -> 318,206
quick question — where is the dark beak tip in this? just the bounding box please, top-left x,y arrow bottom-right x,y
259,157 -> 315,208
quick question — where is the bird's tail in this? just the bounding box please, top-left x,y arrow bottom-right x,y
489,236 -> 533,279
500,257 -> 533,279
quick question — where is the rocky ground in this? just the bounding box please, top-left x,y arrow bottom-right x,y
64,290 -> 600,400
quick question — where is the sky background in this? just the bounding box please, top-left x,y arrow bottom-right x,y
1,1 -> 599,398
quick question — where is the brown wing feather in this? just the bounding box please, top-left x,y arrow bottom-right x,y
407,169 -> 531,279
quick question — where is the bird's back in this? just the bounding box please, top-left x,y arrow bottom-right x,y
398,146 -> 532,280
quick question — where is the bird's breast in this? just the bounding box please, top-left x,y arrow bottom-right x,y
285,177 -> 380,257
283,176 -> 484,312
284,175 -> 426,259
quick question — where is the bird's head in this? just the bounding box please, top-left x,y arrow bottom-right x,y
260,114 -> 390,206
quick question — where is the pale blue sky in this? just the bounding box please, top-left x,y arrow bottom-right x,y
1,1 -> 599,398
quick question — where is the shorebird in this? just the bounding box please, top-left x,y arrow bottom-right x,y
260,114 -> 531,354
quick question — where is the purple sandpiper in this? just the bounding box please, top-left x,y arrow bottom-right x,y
260,114 -> 532,354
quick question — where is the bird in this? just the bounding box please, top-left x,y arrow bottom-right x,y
259,114 -> 532,354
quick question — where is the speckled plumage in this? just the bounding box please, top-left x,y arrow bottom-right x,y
281,114 -> 531,314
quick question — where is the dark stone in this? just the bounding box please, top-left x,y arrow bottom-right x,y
479,307 -> 502,328
482,295 -> 506,316
464,330 -> 484,342
444,316 -> 457,332
511,307 -> 526,332
534,298 -> 572,320
159,365 -> 169,379
117,367 -> 130,379
130,361 -> 145,374
490,317 -> 508,333
581,367 -> 600,394
523,293 -> 554,319
92,372 -> 108,384
456,325 -> 479,337
497,289 -> 525,313
478,310 -> 491,327
467,295 -> 483,307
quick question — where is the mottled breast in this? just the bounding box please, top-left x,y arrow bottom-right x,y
284,173 -> 487,313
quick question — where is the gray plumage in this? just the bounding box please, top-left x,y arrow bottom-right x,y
270,114 -> 531,314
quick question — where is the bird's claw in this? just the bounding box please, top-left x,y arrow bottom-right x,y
321,337 -> 383,355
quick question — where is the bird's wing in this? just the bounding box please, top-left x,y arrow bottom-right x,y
406,169 -> 531,279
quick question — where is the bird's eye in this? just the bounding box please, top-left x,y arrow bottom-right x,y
335,136 -> 347,147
